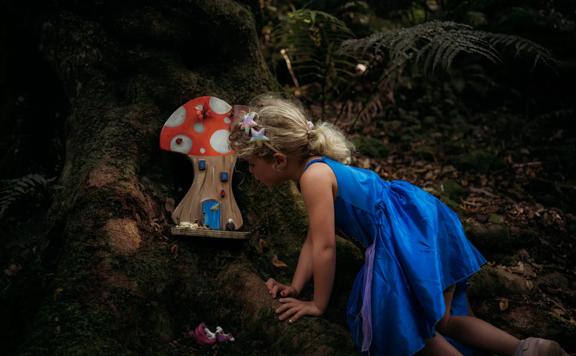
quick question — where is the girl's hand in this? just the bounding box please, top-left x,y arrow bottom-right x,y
275,298 -> 322,323
265,278 -> 299,299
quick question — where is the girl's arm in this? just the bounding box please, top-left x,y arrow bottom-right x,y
299,164 -> 336,313
275,163 -> 336,321
290,233 -> 313,295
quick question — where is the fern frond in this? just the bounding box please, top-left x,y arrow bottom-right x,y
340,21 -> 503,77
534,109 -> 574,122
270,9 -> 358,109
0,174 -> 54,219
335,20 -> 556,126
481,32 -> 557,68
341,20 -> 555,77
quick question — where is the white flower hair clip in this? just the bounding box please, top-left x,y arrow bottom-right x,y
306,120 -> 314,130
236,110 -> 279,151
239,111 -> 258,134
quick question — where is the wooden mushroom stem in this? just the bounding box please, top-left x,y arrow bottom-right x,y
172,155 -> 243,230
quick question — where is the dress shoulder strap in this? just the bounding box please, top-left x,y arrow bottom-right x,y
303,157 -> 326,171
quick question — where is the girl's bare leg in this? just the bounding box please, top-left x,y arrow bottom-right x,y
418,332 -> 462,356
437,285 -> 519,356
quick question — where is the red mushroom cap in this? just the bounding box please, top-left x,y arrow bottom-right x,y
159,96 -> 234,156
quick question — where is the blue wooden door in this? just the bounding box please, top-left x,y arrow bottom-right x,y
202,199 -> 220,229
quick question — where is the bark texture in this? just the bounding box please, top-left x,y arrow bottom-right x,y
2,1 -> 361,354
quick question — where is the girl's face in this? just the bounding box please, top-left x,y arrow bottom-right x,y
246,156 -> 285,188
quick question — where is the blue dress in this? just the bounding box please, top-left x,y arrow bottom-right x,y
304,157 -> 486,355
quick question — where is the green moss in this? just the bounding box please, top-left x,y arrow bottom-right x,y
453,149 -> 505,173
468,267 -> 509,300
442,179 -> 466,201
21,301 -> 131,356
413,146 -> 436,161
489,213 -> 504,224
236,178 -> 308,282
14,0 -> 344,353
465,223 -> 537,258
351,136 -> 390,158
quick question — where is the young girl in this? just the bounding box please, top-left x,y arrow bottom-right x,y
228,95 -> 567,356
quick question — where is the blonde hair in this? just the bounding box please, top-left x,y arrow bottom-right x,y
229,94 -> 354,163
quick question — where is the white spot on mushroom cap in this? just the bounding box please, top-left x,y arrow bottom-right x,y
200,148 -> 206,154
164,106 -> 186,127
170,135 -> 192,154
194,122 -> 204,133
209,97 -> 232,115
224,117 -> 231,124
210,129 -> 231,154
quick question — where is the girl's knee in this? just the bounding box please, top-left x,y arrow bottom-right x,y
436,315 -> 452,335
438,285 -> 457,334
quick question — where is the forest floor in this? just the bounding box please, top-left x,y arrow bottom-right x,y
2,82 -> 574,355
329,79 -> 576,353
1,42 -> 574,356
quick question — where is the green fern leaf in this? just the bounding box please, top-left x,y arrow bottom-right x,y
0,174 -> 54,219
270,9 -> 357,110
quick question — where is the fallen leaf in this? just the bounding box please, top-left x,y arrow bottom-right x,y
272,255 -> 288,268
170,244 -> 179,258
498,298 -> 509,312
258,239 -> 267,253
552,307 -> 566,317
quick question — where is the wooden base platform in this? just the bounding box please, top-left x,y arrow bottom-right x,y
171,225 -> 249,239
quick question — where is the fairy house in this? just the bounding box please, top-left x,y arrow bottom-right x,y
159,96 -> 247,238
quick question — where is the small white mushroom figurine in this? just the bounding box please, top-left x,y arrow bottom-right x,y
160,96 -> 248,239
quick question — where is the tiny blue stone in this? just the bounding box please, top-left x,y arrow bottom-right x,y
220,172 -> 229,182
198,160 -> 206,170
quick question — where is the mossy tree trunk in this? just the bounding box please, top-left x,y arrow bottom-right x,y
3,1 -> 361,355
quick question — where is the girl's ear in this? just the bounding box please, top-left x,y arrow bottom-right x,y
272,153 -> 288,171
